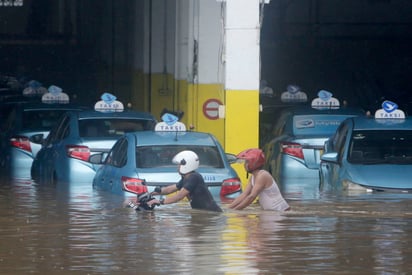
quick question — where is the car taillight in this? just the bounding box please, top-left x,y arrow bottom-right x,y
220,178 -> 242,196
121,176 -> 147,195
280,142 -> 304,160
10,136 -> 31,152
66,145 -> 90,161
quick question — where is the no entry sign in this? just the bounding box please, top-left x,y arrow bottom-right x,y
203,98 -> 222,120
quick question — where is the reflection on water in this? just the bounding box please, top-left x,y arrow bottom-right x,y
1,176 -> 412,274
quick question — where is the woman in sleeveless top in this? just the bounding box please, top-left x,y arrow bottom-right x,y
229,148 -> 290,211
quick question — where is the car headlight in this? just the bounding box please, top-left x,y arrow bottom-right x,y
342,179 -> 373,192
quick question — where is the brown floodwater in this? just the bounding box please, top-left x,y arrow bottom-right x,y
0,176 -> 411,274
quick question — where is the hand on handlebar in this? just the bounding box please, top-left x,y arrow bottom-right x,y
147,198 -> 160,207
151,186 -> 162,196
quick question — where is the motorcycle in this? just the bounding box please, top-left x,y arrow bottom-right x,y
123,181 -> 159,211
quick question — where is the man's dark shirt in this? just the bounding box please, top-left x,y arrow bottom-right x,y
176,171 -> 222,212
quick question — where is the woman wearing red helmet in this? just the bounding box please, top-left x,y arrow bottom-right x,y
229,148 -> 290,211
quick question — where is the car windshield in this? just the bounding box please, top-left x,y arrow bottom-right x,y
79,119 -> 153,137
136,145 -> 224,168
348,130 -> 412,164
293,114 -> 352,136
22,109 -> 69,130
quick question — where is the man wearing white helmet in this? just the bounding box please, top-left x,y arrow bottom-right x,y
147,150 -> 222,212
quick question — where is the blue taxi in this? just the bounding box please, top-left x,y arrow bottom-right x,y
319,101 -> 412,193
91,114 -> 242,202
30,93 -> 157,184
0,86 -> 87,179
263,90 -> 365,196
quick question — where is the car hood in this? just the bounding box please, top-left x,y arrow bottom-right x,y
136,167 -> 237,186
346,164 -> 412,190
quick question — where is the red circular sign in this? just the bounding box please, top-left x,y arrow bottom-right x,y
203,99 -> 223,120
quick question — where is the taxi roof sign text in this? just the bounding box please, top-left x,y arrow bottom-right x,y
155,113 -> 187,132
94,92 -> 124,112
374,100 -> 405,119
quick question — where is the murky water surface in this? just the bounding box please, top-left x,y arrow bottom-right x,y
1,177 -> 411,274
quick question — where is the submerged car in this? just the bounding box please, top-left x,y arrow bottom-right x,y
319,101 -> 412,193
0,87 -> 87,179
91,116 -> 242,202
263,91 -> 364,195
31,93 -> 157,184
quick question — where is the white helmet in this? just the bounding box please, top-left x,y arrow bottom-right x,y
172,150 -> 199,174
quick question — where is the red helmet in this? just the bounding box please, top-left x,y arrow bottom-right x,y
237,148 -> 265,172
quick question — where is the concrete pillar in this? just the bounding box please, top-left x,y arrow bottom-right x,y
222,0 -> 261,155
141,0 -> 262,162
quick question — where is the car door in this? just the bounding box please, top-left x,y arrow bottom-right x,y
264,112 -> 290,176
94,137 -> 129,194
322,122 -> 350,189
42,115 -> 70,183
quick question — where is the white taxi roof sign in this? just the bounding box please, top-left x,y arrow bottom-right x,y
94,92 -> 124,112
280,84 -> 308,103
23,80 -> 48,96
374,100 -> 405,119
155,113 -> 187,132
41,85 -> 70,104
311,90 -> 340,110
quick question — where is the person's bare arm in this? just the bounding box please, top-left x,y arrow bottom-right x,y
164,188 -> 189,204
228,181 -> 252,209
230,173 -> 270,210
159,184 -> 178,195
147,186 -> 189,206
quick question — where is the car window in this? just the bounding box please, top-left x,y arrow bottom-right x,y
0,104 -> 17,130
3,107 -> 17,132
59,118 -> 70,140
106,138 -> 128,167
348,130 -> 412,164
293,114 -> 352,136
336,127 -> 348,161
272,113 -> 289,136
79,119 -> 150,138
331,122 -> 350,151
48,115 -> 70,144
22,109 -> 69,131
136,145 -> 223,168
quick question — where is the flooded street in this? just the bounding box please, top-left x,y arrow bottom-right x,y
1,177 -> 411,274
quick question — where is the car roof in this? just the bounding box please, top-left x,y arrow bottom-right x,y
72,109 -> 157,120
281,105 -> 365,116
127,131 -> 217,146
0,94 -> 42,104
350,116 -> 412,131
6,100 -> 89,111
270,106 -> 366,136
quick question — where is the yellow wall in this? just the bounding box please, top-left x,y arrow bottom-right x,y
225,89 -> 260,188
187,83 -> 225,143
131,69 -> 147,111
224,90 -> 259,151
146,73 -> 176,120
131,71 -> 260,190
145,74 -> 226,144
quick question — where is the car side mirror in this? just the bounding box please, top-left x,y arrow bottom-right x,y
89,153 -> 104,164
30,133 -> 44,145
321,152 -> 339,164
226,153 -> 237,164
